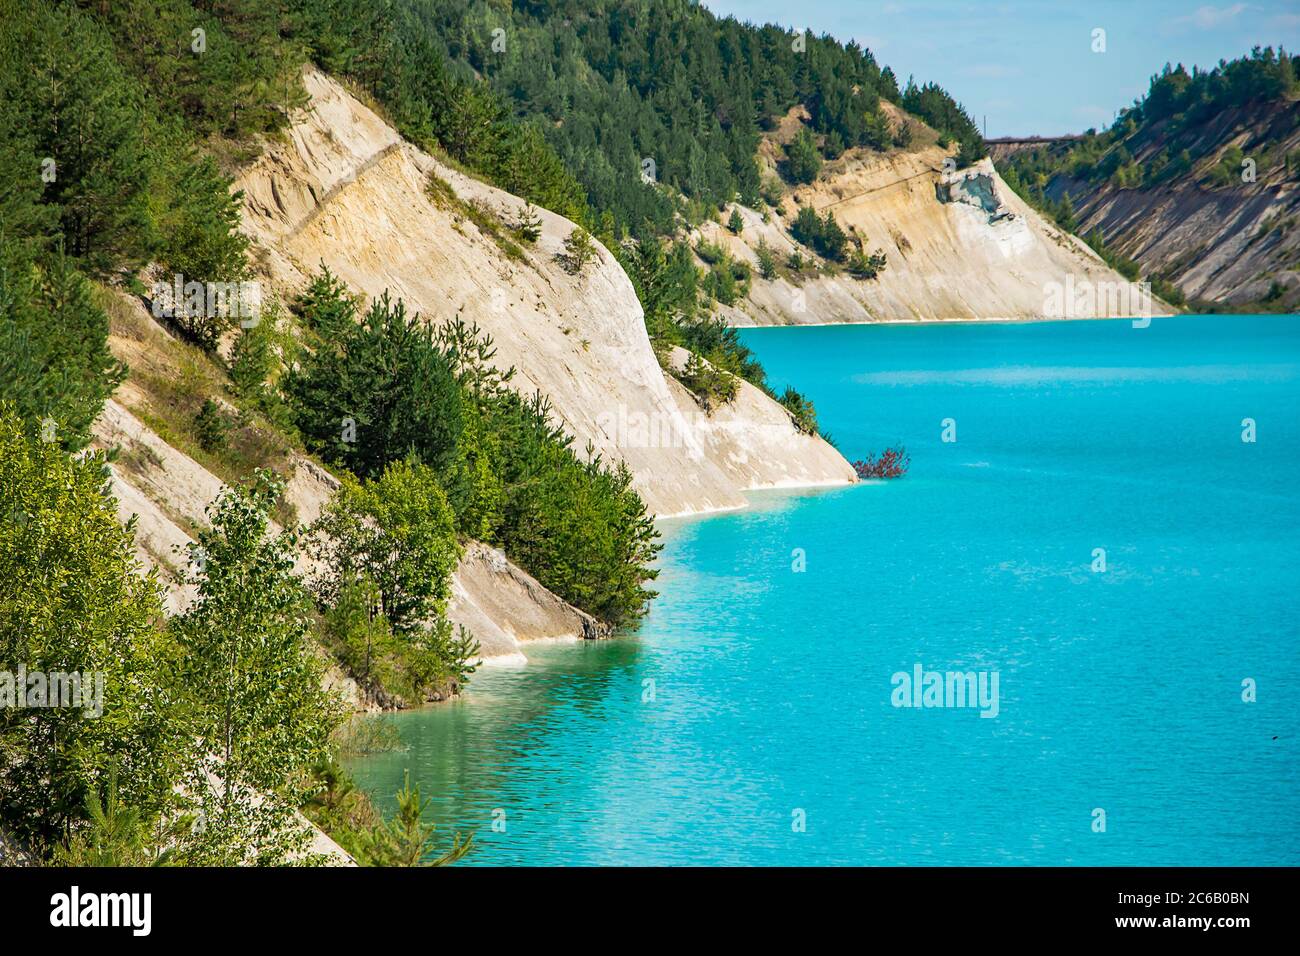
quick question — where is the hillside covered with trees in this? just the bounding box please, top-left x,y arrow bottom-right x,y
998,46 -> 1300,310
0,0 -> 977,865
295,0 -> 982,378
0,0 -> 658,867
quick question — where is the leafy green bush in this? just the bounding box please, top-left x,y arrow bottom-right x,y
703,254 -> 741,305
287,270 -> 661,628
1207,145 -> 1247,188
490,416 -> 660,624
558,226 -> 597,274
0,406 -> 182,853
694,239 -> 726,265
316,574 -> 477,705
512,203 -> 543,243
755,239 -> 779,280
354,771 -> 471,867
779,387 -> 820,436
54,770 -> 178,867
791,205 -> 849,261
227,305 -> 295,431
194,399 -> 230,452
287,290 -> 465,480
1150,274 -> 1186,308
170,471 -> 342,865
0,244 -> 125,451
309,459 -> 461,636
617,234 -> 702,341
401,619 -> 479,701
847,248 -> 889,280
303,759 -> 471,867
319,578 -> 399,693
784,129 -> 823,184
674,351 -> 739,413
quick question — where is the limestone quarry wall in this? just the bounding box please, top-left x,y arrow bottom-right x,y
696,148 -> 1170,326
1052,170 -> 1300,306
234,68 -> 855,519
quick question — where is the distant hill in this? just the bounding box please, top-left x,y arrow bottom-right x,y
997,47 -> 1300,311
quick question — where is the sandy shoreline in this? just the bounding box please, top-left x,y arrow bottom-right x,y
653,475 -> 857,521
728,311 -> 1183,330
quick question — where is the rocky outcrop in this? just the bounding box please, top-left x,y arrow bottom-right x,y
449,542 -> 608,665
697,147 -> 1164,326
234,67 -> 855,518
91,395 -> 333,611
659,346 -> 853,502
936,168 -> 1014,223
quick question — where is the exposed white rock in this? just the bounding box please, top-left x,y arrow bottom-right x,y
234,67 -> 856,518
448,541 -> 607,663
660,346 -> 855,503
698,149 -> 1173,326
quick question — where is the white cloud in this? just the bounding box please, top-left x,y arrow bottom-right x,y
1169,3 -> 1249,31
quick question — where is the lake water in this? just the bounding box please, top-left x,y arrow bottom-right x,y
348,314 -> 1300,865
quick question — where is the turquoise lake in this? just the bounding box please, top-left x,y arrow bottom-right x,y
348,314 -> 1300,865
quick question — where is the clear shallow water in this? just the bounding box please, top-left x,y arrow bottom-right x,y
349,314 -> 1300,865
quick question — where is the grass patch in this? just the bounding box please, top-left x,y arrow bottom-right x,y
426,173 -> 529,263
99,284 -> 303,528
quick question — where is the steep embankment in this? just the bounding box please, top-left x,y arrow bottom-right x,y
700,111 -> 1161,326
95,292 -> 601,669
1041,99 -> 1300,307
235,68 -> 854,518
94,68 -> 856,676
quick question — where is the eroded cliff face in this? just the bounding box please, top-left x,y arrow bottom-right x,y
90,68 -> 857,682
450,542 -> 607,665
1043,100 -> 1300,307
697,146 -> 1165,326
234,68 -> 854,518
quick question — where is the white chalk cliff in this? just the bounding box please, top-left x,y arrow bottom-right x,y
91,67 -> 861,680
234,68 -> 856,519
698,137 -> 1170,326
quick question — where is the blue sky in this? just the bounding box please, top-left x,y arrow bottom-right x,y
701,1 -> 1300,137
